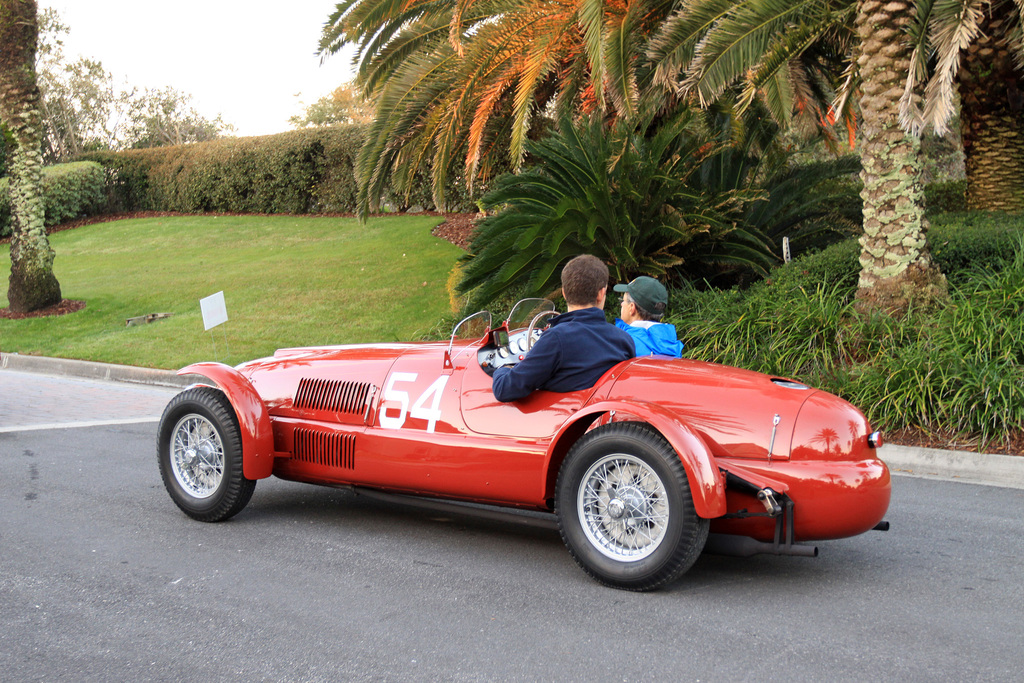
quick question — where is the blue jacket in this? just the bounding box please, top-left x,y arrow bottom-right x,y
614,319 -> 684,357
492,307 -> 635,402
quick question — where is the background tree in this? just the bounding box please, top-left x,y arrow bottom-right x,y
39,56 -> 129,160
0,0 -> 61,312
648,0 -> 948,312
34,8 -> 231,160
125,86 -> 232,148
290,82 -> 375,127
902,0 -> 1023,212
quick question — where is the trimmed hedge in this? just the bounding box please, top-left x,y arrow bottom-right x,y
77,125 -> 478,215
925,179 -> 968,213
0,161 -> 106,238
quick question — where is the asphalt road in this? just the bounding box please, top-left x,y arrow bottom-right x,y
2,371 -> 1023,681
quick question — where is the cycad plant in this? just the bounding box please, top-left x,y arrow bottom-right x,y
457,109 -> 762,310
694,102 -> 862,256
457,106 -> 860,310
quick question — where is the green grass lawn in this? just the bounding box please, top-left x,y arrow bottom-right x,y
1,215 -> 462,369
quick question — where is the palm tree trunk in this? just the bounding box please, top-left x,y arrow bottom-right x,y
0,0 -> 62,313
958,9 -> 1024,212
854,0 -> 946,313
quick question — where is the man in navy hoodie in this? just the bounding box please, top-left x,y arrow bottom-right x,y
492,255 -> 635,402
613,276 -> 684,357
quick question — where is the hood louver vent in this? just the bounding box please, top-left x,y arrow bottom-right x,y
293,428 -> 356,469
294,378 -> 372,414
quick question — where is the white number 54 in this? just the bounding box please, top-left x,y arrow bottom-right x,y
378,373 -> 449,433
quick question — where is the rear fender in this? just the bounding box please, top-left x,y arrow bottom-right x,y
179,362 -> 275,480
546,401 -> 727,518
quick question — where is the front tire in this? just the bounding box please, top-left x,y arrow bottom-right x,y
555,422 -> 709,591
158,387 -> 255,522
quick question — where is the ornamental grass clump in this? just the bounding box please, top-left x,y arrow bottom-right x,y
855,244 -> 1024,447
671,233 -> 1024,450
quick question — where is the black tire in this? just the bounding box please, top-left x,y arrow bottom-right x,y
157,387 -> 256,522
555,422 -> 709,591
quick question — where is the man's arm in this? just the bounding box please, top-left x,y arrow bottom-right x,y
491,333 -> 561,402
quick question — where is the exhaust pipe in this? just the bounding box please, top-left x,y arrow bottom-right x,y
705,533 -> 819,558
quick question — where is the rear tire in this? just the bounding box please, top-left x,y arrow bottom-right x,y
158,387 -> 255,522
555,422 -> 708,590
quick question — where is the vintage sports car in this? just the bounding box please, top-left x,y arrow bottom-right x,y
158,299 -> 890,591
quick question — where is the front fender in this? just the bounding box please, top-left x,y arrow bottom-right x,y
179,362 -> 275,480
546,401 -> 727,519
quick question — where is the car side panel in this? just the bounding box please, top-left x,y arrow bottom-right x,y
265,348 -> 553,508
459,357 -> 592,437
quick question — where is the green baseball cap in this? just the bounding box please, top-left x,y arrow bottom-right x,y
613,276 -> 668,314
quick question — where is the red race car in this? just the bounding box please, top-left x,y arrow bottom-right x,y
158,299 -> 890,591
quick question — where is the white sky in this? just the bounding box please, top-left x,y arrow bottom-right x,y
41,1 -> 357,137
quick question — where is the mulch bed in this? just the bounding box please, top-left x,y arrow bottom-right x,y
0,298 -> 86,320
885,427 -> 1024,456
431,212 -> 480,249
3,211 -> 1019,455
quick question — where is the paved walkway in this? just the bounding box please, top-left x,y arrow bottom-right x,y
0,368 -> 177,433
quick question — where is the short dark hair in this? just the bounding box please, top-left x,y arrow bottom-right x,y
561,255 -> 608,306
630,299 -> 664,322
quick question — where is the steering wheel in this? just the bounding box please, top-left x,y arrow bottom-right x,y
526,310 -> 559,350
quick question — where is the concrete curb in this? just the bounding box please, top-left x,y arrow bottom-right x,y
3,352 -> 1022,489
880,444 -> 1024,490
1,352 -> 201,389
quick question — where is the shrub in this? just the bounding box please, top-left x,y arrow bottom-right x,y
458,106 -> 861,310
926,180 -> 968,213
78,125 -> 480,215
746,210 -> 1024,298
0,161 -> 106,238
75,150 -> 153,213
0,130 -> 8,178
928,211 -> 1024,282
669,217 -> 1024,449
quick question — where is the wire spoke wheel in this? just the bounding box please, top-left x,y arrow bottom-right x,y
158,387 -> 255,522
170,414 -> 226,498
556,422 -> 708,591
579,454 -> 669,561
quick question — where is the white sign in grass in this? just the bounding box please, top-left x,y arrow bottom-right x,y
200,291 -> 229,331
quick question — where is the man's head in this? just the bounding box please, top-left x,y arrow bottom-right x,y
614,276 -> 668,323
561,255 -> 609,309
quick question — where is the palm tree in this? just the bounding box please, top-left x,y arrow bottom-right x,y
648,0 -> 948,312
903,0 -> 1024,212
647,0 -> 858,143
318,0 -> 680,214
653,0 -> 1023,208
853,0 -> 946,311
0,0 -> 62,312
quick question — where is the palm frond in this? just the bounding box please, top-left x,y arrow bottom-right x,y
577,0 -> 607,107
916,0 -> 988,135
682,0 -> 822,107
647,0 -> 740,89
604,0 -> 648,118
